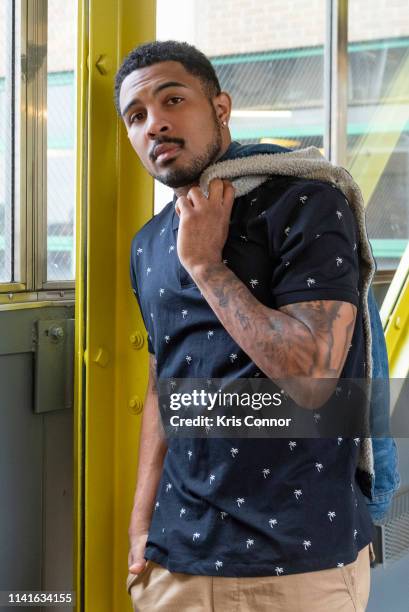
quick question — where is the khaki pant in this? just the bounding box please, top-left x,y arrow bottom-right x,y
126,544 -> 373,612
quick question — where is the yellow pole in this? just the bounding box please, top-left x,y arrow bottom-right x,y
74,1 -> 155,610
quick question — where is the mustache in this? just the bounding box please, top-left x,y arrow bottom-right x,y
150,137 -> 185,161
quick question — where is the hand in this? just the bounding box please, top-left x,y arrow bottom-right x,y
175,178 -> 235,276
128,531 -> 148,575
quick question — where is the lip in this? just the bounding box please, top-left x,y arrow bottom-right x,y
154,143 -> 181,163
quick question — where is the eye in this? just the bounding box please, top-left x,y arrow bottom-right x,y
129,111 -> 145,124
167,96 -> 183,105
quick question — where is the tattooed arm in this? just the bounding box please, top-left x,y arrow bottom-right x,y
190,262 -> 357,409
175,179 -> 357,408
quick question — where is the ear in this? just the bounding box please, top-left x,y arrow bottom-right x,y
212,91 -> 232,125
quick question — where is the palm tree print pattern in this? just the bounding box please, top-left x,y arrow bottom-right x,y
130,182 -> 368,577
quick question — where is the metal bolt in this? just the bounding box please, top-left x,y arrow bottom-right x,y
129,331 -> 144,349
93,347 -> 110,367
129,396 -> 143,414
95,54 -> 111,75
49,326 -> 64,341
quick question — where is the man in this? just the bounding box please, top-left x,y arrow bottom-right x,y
115,40 -> 374,611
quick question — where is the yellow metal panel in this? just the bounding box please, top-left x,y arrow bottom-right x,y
74,0 -> 88,609
113,4 -> 156,612
385,273 -> 409,379
380,243 -> 409,329
381,243 -> 409,405
74,0 -> 155,610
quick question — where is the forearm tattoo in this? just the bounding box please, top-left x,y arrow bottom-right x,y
192,263 -> 356,401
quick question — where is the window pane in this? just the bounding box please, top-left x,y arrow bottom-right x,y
155,0 -> 326,212
47,1 -> 76,282
347,1 -> 409,271
0,1 -> 21,284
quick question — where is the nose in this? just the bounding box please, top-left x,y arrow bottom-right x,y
146,111 -> 171,139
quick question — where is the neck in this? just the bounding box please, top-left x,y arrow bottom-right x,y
173,182 -> 198,198
172,136 -> 232,198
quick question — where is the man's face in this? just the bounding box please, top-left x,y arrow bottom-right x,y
119,61 -> 224,188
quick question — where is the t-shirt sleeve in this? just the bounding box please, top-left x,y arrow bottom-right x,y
266,182 -> 360,308
130,237 -> 155,354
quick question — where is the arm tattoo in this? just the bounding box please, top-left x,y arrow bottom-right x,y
213,286 -> 230,308
235,308 -> 251,330
279,301 -> 356,377
191,263 -> 357,405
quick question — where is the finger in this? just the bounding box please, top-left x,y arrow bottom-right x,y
208,178 -> 224,204
222,180 -> 235,209
176,196 -> 192,217
187,186 -> 206,205
128,558 -> 147,574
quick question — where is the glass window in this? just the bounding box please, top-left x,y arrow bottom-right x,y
1,0 -> 76,293
47,0 -> 76,282
155,0 -> 326,212
0,1 -> 21,284
347,1 -> 409,272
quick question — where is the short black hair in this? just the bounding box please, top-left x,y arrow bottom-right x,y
114,40 -> 221,115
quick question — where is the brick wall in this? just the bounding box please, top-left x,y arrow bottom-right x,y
193,0 -> 409,56
0,1 -> 75,77
1,0 -> 408,76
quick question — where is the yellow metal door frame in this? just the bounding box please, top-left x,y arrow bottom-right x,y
74,1 -> 155,610
382,244 -> 409,407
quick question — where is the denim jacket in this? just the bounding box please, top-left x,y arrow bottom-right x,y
365,287 -> 400,521
207,141 -> 400,522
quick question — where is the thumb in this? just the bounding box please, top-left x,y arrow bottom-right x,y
175,195 -> 192,217
129,557 -> 147,575
222,180 -> 235,212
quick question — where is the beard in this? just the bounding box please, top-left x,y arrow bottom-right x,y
153,115 -> 223,189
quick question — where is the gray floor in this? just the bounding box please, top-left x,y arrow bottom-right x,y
368,554 -> 409,611
368,436 -> 409,611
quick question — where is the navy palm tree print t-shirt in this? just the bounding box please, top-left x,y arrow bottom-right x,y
129,151 -> 374,577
